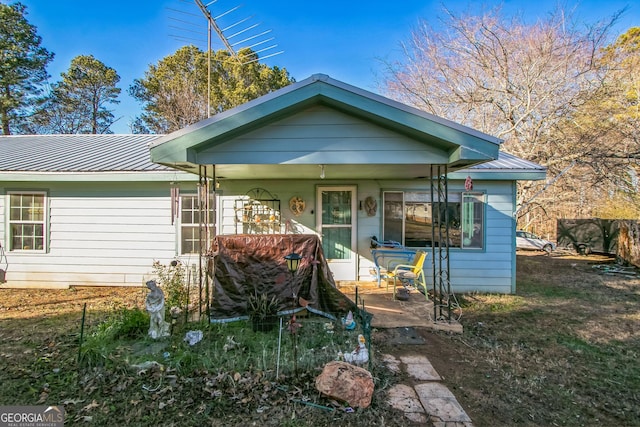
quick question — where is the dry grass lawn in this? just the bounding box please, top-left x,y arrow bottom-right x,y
1,252 -> 639,426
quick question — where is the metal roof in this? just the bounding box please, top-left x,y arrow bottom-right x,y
470,151 -> 545,171
0,134 -> 545,180
0,134 -> 167,172
448,150 -> 546,181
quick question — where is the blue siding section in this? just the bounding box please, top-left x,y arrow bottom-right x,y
2,177 -> 517,293
217,178 -> 517,294
198,106 -> 450,165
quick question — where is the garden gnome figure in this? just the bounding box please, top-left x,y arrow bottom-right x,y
145,280 -> 170,339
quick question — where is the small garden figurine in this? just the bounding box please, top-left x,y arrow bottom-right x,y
145,280 -> 170,339
341,310 -> 356,330
339,334 -> 369,366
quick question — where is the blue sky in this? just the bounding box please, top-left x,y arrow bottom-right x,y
18,0 -> 639,134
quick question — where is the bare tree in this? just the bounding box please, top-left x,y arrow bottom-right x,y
382,5 -> 626,233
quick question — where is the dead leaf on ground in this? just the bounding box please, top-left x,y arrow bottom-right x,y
81,400 -> 100,412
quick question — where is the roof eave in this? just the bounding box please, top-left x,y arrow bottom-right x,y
448,169 -> 547,181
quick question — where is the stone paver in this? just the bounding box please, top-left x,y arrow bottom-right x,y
383,353 -> 474,426
381,354 -> 401,373
415,383 -> 471,423
420,397 -> 472,424
387,384 -> 428,424
387,384 -> 425,413
413,382 -> 455,399
406,411 -> 429,424
400,355 -> 441,381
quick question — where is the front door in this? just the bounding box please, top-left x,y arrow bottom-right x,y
317,186 -> 357,281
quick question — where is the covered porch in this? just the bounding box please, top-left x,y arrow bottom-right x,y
148,74 -> 504,325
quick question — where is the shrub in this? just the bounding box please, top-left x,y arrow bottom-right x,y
151,259 -> 189,311
79,306 -> 148,366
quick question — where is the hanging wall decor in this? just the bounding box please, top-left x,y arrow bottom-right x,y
234,188 -> 281,234
289,196 -> 306,216
364,196 -> 377,217
170,184 -> 180,225
465,175 -> 473,191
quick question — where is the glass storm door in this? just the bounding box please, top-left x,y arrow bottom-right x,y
317,186 -> 357,281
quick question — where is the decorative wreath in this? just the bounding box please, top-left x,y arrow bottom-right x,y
289,196 -> 306,216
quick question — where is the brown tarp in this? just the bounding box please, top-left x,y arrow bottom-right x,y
210,234 -> 357,321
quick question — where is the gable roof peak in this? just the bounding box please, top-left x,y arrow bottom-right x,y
310,73 -> 330,82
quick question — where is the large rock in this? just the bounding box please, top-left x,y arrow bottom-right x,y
315,361 -> 374,408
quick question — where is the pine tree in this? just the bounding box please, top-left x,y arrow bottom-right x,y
31,55 -> 121,134
0,2 -> 53,134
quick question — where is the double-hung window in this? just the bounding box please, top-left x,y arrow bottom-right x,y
382,191 -> 485,249
180,193 -> 214,254
8,192 -> 47,251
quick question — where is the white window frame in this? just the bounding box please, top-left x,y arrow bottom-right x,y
7,191 -> 48,252
179,193 -> 214,255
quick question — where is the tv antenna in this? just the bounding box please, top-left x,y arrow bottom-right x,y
167,0 -> 283,116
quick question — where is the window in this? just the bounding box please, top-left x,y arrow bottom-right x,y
8,192 -> 47,251
383,191 -> 485,249
180,194 -> 214,254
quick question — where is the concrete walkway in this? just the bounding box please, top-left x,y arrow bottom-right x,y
383,353 -> 473,426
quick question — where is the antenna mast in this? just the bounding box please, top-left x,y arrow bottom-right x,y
194,0 -> 236,57
168,0 -> 283,117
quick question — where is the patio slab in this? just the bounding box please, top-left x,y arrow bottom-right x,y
339,286 -> 432,326
339,288 -> 463,333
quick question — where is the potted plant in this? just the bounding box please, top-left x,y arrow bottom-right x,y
247,292 -> 280,332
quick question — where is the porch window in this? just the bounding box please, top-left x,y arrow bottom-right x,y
8,192 -> 47,252
382,191 -> 485,249
180,193 -> 214,254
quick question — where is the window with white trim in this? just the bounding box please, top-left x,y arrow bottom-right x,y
180,194 -> 214,254
382,191 -> 485,249
8,192 -> 47,251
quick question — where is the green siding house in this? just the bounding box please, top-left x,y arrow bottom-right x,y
0,74 -> 545,292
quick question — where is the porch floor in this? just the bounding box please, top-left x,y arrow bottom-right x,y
335,281 -> 462,333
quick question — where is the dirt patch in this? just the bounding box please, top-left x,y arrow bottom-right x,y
0,286 -> 144,346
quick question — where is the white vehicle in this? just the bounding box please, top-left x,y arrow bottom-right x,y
516,230 -> 556,253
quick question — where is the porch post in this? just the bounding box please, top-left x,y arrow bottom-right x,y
430,165 -> 453,322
